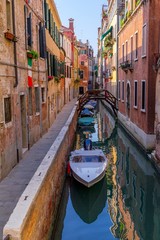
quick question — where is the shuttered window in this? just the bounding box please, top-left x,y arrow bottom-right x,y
27,13 -> 32,47
6,0 -> 12,32
44,0 -> 49,29
4,96 -> 12,123
39,22 -> 46,58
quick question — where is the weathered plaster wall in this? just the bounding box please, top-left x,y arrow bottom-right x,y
3,104 -> 78,240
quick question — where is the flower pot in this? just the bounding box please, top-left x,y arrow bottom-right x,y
4,32 -> 15,41
27,52 -> 33,59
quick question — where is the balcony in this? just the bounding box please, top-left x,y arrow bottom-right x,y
120,60 -> 133,72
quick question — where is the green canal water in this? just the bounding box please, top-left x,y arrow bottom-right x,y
51,102 -> 160,240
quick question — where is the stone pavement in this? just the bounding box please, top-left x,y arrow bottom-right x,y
0,98 -> 77,240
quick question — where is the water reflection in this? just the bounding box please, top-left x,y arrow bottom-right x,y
51,101 -> 160,240
70,177 -> 107,224
116,125 -> 160,240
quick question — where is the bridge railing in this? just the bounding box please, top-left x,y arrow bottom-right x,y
77,89 -> 118,116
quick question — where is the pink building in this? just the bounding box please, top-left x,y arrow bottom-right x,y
118,0 -> 160,151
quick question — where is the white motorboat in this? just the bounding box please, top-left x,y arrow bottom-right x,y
69,149 -> 108,188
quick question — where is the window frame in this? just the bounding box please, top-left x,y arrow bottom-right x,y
142,23 -> 147,58
134,31 -> 138,61
134,80 -> 138,109
141,80 -> 146,112
4,96 -> 12,124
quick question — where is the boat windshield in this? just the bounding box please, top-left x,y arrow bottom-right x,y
72,155 -> 105,163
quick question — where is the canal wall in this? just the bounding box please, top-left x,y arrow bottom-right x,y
3,104 -> 78,240
101,100 -> 155,152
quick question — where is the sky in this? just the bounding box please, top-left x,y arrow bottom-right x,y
54,0 -> 106,55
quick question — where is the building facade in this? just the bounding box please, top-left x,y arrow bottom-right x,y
118,0 -> 160,151
0,0 -> 47,179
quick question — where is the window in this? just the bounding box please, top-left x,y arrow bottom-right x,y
41,87 -> 46,103
6,0 -> 12,32
122,44 -> 125,62
130,36 -> 133,62
122,81 -> 124,101
35,87 -> 40,113
80,70 -> 84,79
118,80 -> 121,100
4,96 -> 12,123
141,80 -> 146,111
39,22 -> 46,58
28,87 -> 33,115
27,12 -> 32,47
125,41 -> 128,61
142,24 -> 147,57
81,61 -> 84,65
79,87 -> 84,95
135,32 -> 138,60
134,80 -> 138,108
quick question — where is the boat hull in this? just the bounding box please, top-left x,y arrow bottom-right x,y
71,169 -> 106,188
69,149 -> 108,188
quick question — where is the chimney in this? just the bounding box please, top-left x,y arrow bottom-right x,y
69,18 -> 74,32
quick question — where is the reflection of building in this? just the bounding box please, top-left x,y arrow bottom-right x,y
118,1 -> 160,151
117,124 -> 160,240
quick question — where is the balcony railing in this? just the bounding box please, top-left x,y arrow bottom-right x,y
120,60 -> 133,72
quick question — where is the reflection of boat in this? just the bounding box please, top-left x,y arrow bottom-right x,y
70,177 -> 107,223
69,149 -> 108,187
78,116 -> 95,126
78,125 -> 96,134
80,108 -> 94,117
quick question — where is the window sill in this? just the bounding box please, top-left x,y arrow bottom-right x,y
134,106 -> 138,109
141,109 -> 146,113
134,58 -> 138,62
141,55 -> 146,59
5,121 -> 12,128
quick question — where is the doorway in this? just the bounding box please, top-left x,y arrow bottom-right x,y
20,95 -> 27,152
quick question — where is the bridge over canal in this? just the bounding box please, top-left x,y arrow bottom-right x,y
77,89 -> 118,117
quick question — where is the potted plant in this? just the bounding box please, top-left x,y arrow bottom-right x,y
27,50 -> 38,59
74,78 -> 80,85
48,76 -> 53,80
4,31 -> 15,41
60,75 -> 65,79
54,76 -> 60,84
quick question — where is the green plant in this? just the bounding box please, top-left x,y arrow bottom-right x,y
127,10 -> 132,18
74,78 -> 80,84
54,76 -> 60,84
136,0 -> 141,6
120,18 -> 125,27
60,75 -> 65,79
27,49 -> 38,59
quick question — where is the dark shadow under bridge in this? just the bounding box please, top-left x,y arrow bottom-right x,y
77,89 -> 118,117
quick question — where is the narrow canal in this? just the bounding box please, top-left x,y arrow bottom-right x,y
50,101 -> 160,240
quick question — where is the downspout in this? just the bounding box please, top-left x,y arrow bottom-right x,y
12,0 -> 18,88
12,0 -> 19,162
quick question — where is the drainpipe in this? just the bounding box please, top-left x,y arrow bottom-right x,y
12,0 -> 18,88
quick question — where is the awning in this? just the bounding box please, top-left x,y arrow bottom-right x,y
101,26 -> 113,40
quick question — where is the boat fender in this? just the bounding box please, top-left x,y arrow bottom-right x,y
67,162 -> 71,176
